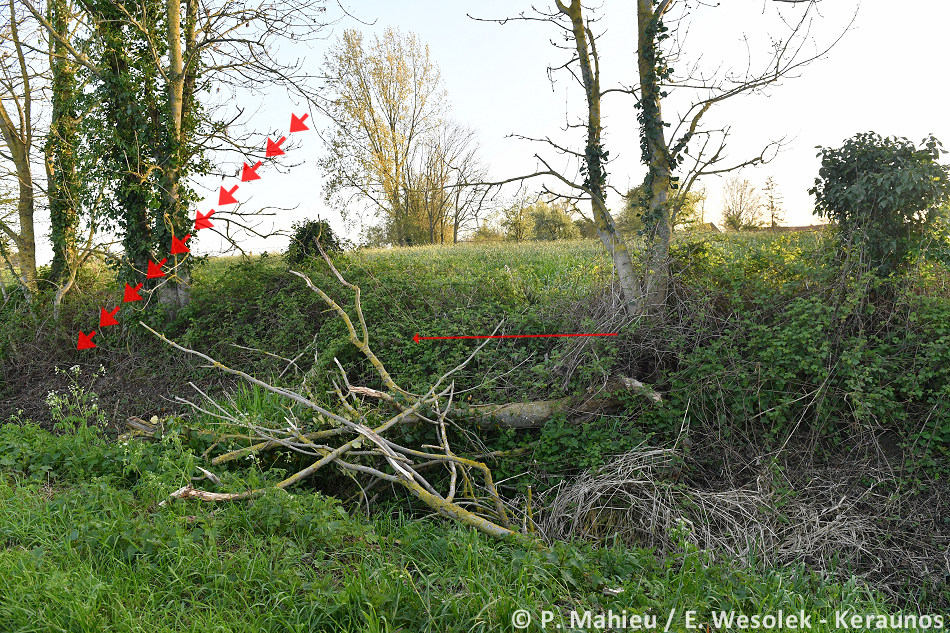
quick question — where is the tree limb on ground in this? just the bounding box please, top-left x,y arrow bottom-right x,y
142,242 -> 538,544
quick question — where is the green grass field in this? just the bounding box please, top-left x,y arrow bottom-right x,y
2,231 -> 949,629
0,420 -> 898,633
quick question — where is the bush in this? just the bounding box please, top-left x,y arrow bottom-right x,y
471,220 -> 504,243
284,218 -> 347,267
531,204 -> 580,241
810,132 -> 950,274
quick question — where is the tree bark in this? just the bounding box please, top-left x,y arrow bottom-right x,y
557,0 -> 640,311
636,0 -> 673,316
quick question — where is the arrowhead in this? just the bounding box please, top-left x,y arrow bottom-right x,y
100,307 -> 120,327
241,161 -> 262,182
195,209 -> 215,230
123,283 -> 143,303
171,234 -> 191,254
413,333 -> 421,344
289,113 -> 309,133
77,330 -> 97,350
219,185 -> 239,205
147,258 -> 167,279
265,136 -> 286,157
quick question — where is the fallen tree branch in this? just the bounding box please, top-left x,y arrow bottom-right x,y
143,241 -> 531,543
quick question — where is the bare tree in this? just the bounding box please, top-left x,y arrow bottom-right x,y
721,176 -> 763,232
474,0 -> 855,314
448,140 -> 492,243
763,176 -> 785,228
409,120 -> 489,244
0,0 -> 43,300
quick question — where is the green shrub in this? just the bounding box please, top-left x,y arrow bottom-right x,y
530,204 -> 580,240
810,132 -> 950,274
635,236 -> 950,473
284,218 -> 347,268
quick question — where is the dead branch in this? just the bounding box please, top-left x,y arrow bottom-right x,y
142,243 -> 531,543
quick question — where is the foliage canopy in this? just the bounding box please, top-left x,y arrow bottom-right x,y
810,132 -> 950,273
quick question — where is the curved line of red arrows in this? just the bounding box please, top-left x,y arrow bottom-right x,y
77,113 -> 310,350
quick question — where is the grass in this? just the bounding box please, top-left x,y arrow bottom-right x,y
3,230 -> 950,627
0,419 -> 904,633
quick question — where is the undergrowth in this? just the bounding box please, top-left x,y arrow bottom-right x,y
0,418 -> 902,632
2,232 -> 950,619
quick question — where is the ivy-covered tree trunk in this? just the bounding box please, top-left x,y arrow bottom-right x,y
155,0 -> 197,314
89,0 -> 198,314
46,0 -> 79,284
92,7 -> 156,287
636,0 -> 674,316
557,0 -> 640,310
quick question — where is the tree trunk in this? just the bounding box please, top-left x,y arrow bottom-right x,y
166,0 -> 184,136
11,165 -> 38,297
46,0 -> 80,286
156,0 -> 192,314
558,0 -> 640,311
0,0 -> 38,297
636,0 -> 674,315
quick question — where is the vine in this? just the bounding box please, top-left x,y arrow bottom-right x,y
75,113 -> 311,350
634,2 -> 683,236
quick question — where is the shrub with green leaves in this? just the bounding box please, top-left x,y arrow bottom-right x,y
284,218 -> 347,268
810,132 -> 950,274
530,204 -> 580,241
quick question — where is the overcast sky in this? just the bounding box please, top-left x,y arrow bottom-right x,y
30,0 -> 950,263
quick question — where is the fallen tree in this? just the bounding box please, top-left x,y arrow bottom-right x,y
142,243 -> 539,541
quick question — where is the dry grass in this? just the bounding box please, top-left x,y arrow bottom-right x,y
539,443 -> 950,608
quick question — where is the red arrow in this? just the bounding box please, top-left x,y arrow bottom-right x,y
289,113 -> 309,133
265,136 -> 286,157
413,332 -> 619,343
241,161 -> 262,181
171,234 -> 191,254
147,258 -> 167,279
195,209 -> 215,230
77,330 -> 97,350
123,283 -> 143,303
100,306 -> 120,327
219,185 -> 239,205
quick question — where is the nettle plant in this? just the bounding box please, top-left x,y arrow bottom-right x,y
810,132 -> 950,275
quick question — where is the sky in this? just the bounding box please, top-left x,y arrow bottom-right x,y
28,0 -> 950,263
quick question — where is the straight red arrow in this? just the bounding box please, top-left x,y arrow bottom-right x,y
123,283 -> 143,303
241,161 -> 262,181
194,209 -> 215,230
171,234 -> 191,254
219,185 -> 239,205
100,307 -> 120,327
77,330 -> 97,350
413,332 -> 619,343
266,136 -> 286,157
289,113 -> 309,133
147,258 -> 167,279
